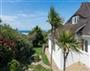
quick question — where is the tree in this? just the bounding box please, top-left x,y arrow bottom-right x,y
47,6 -> 63,71
28,26 -> 45,47
58,30 -> 80,71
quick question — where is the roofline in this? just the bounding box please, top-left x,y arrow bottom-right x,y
65,2 -> 90,24
75,24 -> 86,33
65,4 -> 81,24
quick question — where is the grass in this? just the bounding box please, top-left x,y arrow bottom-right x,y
33,47 -> 50,65
33,47 -> 42,55
28,64 -> 51,71
42,52 -> 50,65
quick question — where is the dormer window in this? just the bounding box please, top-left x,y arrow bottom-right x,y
72,16 -> 79,24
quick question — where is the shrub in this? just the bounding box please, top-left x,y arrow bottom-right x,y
0,45 -> 13,67
0,24 -> 34,70
8,59 -> 22,71
33,54 -> 40,62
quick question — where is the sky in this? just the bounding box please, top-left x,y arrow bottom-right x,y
0,0 -> 90,31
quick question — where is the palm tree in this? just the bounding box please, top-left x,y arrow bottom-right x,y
47,6 -> 63,71
58,29 -> 80,71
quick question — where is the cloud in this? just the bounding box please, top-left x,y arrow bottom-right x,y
17,13 -> 36,18
0,11 -> 50,30
3,0 -> 23,3
28,11 -> 47,19
0,15 -> 17,22
17,14 -> 28,17
17,11 -> 47,19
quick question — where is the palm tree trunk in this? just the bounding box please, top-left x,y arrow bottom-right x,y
63,49 -> 69,71
50,26 -> 55,71
50,45 -> 53,71
63,54 -> 66,71
50,27 -> 53,71
63,49 -> 66,71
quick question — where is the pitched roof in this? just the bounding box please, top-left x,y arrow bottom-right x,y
82,17 -> 90,35
65,2 -> 90,36
66,2 -> 90,23
75,2 -> 90,17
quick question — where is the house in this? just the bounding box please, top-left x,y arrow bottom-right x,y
48,2 -> 90,70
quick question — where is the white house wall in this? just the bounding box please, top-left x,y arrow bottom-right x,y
87,40 -> 90,67
48,39 -> 63,69
88,40 -> 90,54
82,36 -> 90,67
48,39 -> 90,70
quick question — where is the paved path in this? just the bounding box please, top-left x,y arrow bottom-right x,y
31,61 -> 50,68
26,61 -> 50,71
26,48 -> 60,71
40,61 -> 50,69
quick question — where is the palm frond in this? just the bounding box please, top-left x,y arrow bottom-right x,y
58,29 -> 81,53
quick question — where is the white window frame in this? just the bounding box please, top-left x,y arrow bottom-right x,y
82,40 -> 88,52
72,16 -> 79,24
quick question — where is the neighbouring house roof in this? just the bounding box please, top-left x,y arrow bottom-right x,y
65,2 -> 90,36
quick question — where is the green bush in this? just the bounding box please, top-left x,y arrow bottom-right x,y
8,59 -> 22,71
33,54 -> 40,62
0,45 -> 13,67
15,40 -> 34,64
0,24 -> 34,70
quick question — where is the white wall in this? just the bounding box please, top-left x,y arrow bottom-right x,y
82,36 -> 90,54
48,38 -> 90,70
82,36 -> 90,67
87,40 -> 90,67
48,39 -> 63,69
88,40 -> 90,54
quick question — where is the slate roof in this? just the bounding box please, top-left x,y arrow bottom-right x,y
75,2 -> 90,17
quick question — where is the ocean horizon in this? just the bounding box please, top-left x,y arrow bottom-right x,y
18,30 -> 30,35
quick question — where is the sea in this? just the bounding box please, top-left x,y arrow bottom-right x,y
19,30 -> 30,35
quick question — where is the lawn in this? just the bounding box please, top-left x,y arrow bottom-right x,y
33,47 -> 50,65
42,52 -> 49,65
33,47 -> 42,55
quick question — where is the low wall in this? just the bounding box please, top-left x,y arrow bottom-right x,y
48,39 -> 90,70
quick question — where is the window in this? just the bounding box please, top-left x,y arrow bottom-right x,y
82,40 -> 88,52
85,40 -> 88,52
72,16 -> 79,24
